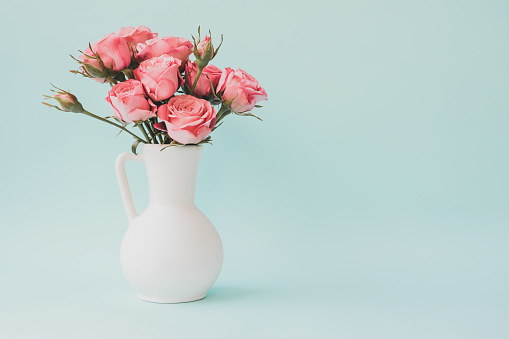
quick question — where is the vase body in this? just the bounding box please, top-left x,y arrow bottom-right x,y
115,144 -> 223,303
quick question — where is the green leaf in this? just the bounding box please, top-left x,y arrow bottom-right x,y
131,140 -> 142,155
197,136 -> 213,145
205,74 -> 220,101
213,34 -> 224,58
222,93 -> 238,108
234,111 -> 263,121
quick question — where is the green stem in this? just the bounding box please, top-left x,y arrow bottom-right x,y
144,121 -> 158,144
82,110 -> 145,143
106,76 -> 118,85
149,118 -> 161,143
153,119 -> 165,144
190,67 -> 203,94
215,105 -> 231,124
138,124 -> 150,143
156,130 -> 164,144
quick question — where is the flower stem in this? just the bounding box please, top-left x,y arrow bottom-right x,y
106,76 -> 118,85
190,67 -> 203,94
138,124 -> 150,143
149,118 -> 160,143
215,105 -> 231,124
82,110 -> 145,143
144,121 -> 158,144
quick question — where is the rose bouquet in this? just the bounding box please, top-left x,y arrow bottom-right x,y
43,26 -> 267,153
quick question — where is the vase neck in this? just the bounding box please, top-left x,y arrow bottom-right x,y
141,145 -> 203,205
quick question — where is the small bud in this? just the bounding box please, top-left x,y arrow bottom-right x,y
196,41 -> 214,69
196,36 -> 212,56
81,63 -> 107,78
43,85 -> 85,113
54,93 -> 84,113
192,31 -> 222,69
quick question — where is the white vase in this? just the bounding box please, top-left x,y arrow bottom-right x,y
115,144 -> 223,303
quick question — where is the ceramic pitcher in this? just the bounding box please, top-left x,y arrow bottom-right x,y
115,144 -> 223,303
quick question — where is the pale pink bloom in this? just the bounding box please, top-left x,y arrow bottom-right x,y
80,33 -> 131,71
136,36 -> 193,65
217,68 -> 267,113
105,79 -> 156,123
184,61 -> 222,98
155,95 -> 216,144
117,26 -> 158,46
134,55 -> 183,102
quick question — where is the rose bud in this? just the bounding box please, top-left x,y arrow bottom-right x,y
80,33 -> 131,73
54,94 -> 84,112
217,68 -> 268,113
196,35 -> 211,56
154,95 -> 216,144
117,26 -> 158,47
191,29 -> 223,70
80,63 -> 106,80
134,55 -> 183,102
184,61 -> 222,98
42,86 -> 85,113
136,36 -> 193,65
105,79 -> 156,123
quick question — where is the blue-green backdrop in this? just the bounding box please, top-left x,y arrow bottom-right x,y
1,0 -> 508,338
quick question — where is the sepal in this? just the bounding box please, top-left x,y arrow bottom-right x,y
70,43 -> 120,84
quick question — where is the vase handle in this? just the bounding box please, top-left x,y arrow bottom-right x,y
115,152 -> 144,223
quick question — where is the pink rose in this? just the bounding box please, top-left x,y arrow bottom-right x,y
196,36 -> 211,56
154,95 -> 216,144
117,26 -> 158,46
105,79 -> 156,123
81,33 -> 131,72
136,36 -> 193,65
134,55 -> 183,102
217,68 -> 268,113
184,61 -> 222,98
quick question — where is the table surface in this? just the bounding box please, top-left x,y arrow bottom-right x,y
1,216 -> 508,339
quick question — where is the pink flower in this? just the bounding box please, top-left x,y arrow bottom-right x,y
217,68 -> 268,113
136,36 -> 193,65
134,55 -> 183,102
196,36 -> 211,56
184,61 -> 222,98
105,79 -> 156,123
117,26 -> 158,46
81,33 -> 131,72
154,95 -> 216,144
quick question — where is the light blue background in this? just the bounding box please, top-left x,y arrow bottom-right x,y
1,0 -> 508,338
